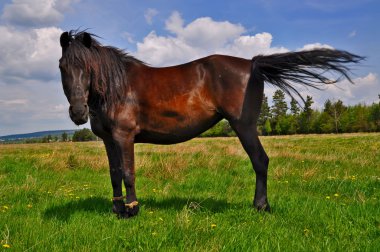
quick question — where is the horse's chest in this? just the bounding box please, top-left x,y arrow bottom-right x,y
89,112 -> 112,138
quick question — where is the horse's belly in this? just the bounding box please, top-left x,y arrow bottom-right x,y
135,113 -> 222,144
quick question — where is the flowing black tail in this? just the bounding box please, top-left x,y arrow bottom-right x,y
251,49 -> 365,102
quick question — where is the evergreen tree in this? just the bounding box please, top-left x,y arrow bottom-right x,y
290,98 -> 300,116
289,98 -> 300,134
271,90 -> 288,120
299,95 -> 314,133
271,90 -> 288,134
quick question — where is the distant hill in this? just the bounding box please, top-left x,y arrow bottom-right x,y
0,130 -> 77,142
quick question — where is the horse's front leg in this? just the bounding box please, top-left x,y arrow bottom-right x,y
113,131 -> 139,218
104,139 -> 126,217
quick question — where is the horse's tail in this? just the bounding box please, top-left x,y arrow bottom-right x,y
251,49 -> 364,102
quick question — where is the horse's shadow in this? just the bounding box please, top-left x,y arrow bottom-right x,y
43,197 -> 111,222
43,196 -> 232,221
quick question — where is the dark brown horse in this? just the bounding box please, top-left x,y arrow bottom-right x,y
59,30 -> 363,218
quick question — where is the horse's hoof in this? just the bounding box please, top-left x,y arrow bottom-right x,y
112,201 -> 126,216
254,200 -> 271,212
126,205 -> 139,218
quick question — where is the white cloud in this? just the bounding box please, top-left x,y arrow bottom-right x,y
1,0 -> 79,27
136,12 -> 287,66
305,73 -> 380,108
298,43 -> 334,51
0,26 -> 62,82
144,8 -> 158,25
0,99 -> 28,106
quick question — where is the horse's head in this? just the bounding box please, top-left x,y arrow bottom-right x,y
59,31 -> 93,125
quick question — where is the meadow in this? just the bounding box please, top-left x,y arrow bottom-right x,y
0,133 -> 379,251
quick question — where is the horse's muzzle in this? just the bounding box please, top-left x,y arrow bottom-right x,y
69,104 -> 89,125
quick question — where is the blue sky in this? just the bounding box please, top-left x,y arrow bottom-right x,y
0,0 -> 379,136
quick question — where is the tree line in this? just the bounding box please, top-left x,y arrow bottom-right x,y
201,91 -> 380,136
23,128 -> 97,143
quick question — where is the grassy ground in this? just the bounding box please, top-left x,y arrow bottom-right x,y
0,133 -> 379,251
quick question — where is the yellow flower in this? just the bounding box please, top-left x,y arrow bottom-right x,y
27,204 -> 33,208
326,196 -> 331,199
152,188 -> 157,193
2,244 -> 11,249
334,193 -> 339,197
3,206 -> 9,210
303,228 -> 311,237
211,224 -> 217,228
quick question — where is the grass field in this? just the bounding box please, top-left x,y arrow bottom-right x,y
0,133 -> 379,251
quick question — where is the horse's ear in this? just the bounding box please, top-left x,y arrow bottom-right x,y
83,32 -> 92,48
60,32 -> 70,48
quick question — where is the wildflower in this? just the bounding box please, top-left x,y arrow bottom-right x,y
303,228 -> 310,236
152,188 -> 157,193
211,224 -> 217,228
334,193 -> 339,197
326,196 -> 331,199
3,206 -> 9,210
27,204 -> 33,208
2,244 -> 11,249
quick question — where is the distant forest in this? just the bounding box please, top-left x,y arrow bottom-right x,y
201,90 -> 380,137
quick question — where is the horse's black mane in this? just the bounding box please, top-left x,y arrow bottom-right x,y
62,30 -> 145,108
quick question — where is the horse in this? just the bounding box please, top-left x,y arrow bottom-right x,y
59,30 -> 363,218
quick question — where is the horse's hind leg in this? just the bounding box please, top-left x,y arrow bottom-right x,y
231,122 -> 270,211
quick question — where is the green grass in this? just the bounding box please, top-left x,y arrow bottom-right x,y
1,134 -> 379,251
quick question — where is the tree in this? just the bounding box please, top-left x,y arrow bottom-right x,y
263,119 -> 272,135
324,99 -> 346,133
258,94 -> 271,126
200,120 -> 235,137
299,95 -> 314,133
271,90 -> 288,135
289,98 -> 301,134
290,98 -> 300,116
258,94 -> 272,135
72,128 -> 97,142
271,90 -> 288,120
61,132 -> 68,142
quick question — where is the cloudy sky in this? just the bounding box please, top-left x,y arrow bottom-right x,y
0,0 -> 379,136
